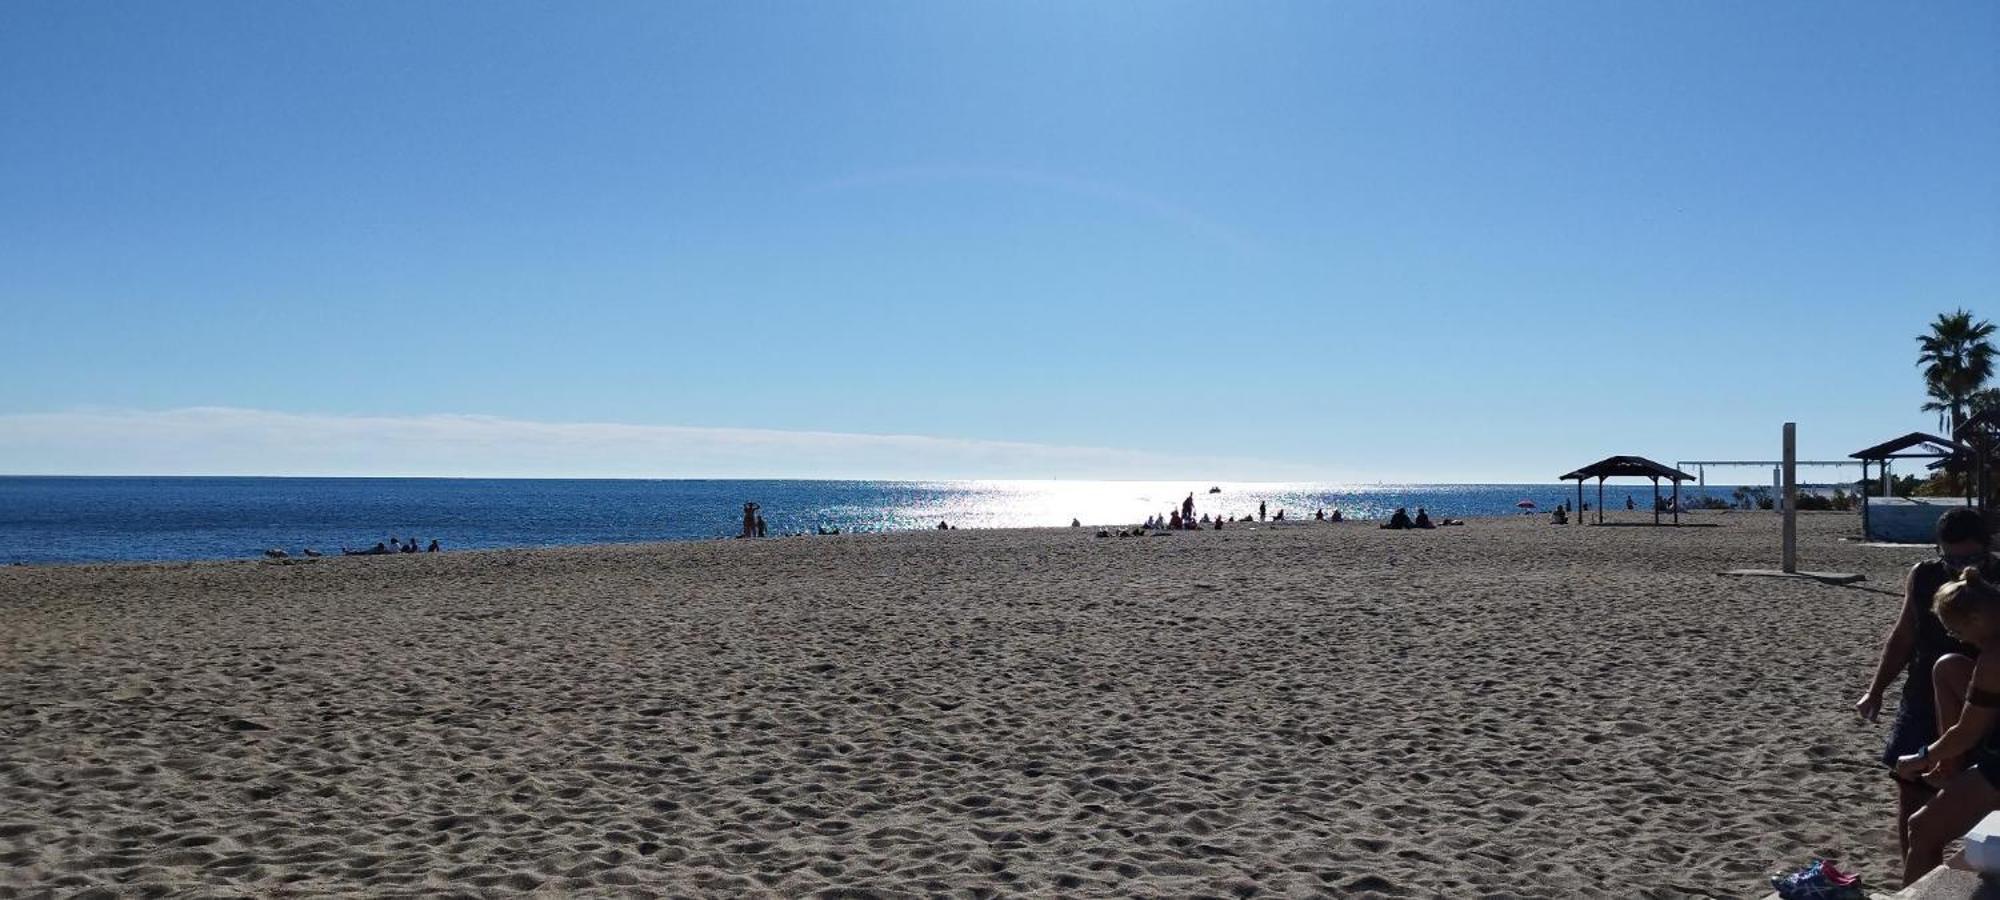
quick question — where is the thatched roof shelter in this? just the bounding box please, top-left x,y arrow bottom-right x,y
1558,456 -> 1696,525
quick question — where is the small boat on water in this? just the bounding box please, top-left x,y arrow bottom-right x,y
1208,486 -> 1222,493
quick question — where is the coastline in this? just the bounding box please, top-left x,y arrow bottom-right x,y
2,509 -> 1775,570
0,476 -> 1775,565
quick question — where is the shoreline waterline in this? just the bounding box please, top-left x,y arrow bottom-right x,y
0,476 -> 1794,565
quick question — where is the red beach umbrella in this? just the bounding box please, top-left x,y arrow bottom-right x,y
1515,500 -> 1536,509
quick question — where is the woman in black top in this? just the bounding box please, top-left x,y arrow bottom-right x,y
1859,508 -> 1990,865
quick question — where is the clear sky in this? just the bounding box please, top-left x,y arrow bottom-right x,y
1,1 -> 1995,480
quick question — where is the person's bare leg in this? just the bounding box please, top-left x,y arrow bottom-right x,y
1926,655 -> 1979,784
1905,768 -> 2000,885
1898,778 -> 1935,864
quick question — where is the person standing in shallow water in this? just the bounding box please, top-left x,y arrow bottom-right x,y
1859,508 -> 1994,866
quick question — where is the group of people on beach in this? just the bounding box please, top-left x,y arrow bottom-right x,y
343,535 -> 440,555
1379,506 -> 1462,529
1138,494 -> 1328,531
744,493 -> 1480,539
1121,496 -> 1478,532
1860,507 -> 2000,884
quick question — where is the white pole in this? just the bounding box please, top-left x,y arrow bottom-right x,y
1782,423 -> 1798,573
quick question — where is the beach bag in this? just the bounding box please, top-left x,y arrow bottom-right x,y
1767,858 -> 1864,900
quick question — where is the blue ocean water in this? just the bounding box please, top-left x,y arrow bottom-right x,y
0,477 -> 1745,565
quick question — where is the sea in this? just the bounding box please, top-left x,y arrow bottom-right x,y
0,477 -> 1752,565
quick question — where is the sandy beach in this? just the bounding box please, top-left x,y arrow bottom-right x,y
0,512 -> 1928,897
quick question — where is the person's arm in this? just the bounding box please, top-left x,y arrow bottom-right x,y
1901,656 -> 2000,776
1859,565 -> 1925,722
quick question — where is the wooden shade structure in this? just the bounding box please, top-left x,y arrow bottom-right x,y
1559,456 -> 1697,525
1849,432 -> 1967,535
1954,411 -> 2000,513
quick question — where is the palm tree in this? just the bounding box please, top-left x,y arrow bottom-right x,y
1918,309 -> 1998,432
1923,383 -> 1953,432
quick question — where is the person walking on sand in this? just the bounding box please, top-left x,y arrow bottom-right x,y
1259,500 -> 1267,522
1183,493 -> 1196,523
1860,508 -> 1996,866
1893,563 -> 2000,884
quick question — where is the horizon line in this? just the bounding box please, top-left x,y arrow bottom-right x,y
0,473 -> 1798,487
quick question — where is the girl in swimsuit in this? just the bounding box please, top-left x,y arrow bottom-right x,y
1895,565 -> 2000,885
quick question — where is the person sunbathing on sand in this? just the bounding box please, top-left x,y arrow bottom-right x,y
1860,508 -> 1993,865
1894,564 -> 2000,884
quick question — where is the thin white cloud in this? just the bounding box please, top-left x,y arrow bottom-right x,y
0,407 -> 1323,480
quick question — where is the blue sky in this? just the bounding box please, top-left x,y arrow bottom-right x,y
1,1 -> 1995,480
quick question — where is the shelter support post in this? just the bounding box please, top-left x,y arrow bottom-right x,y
1860,459 -> 1870,539
1983,445 -> 1993,515
1597,478 -> 1604,525
1652,477 -> 1660,526
1673,478 -> 1680,526
1782,422 -> 1797,574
